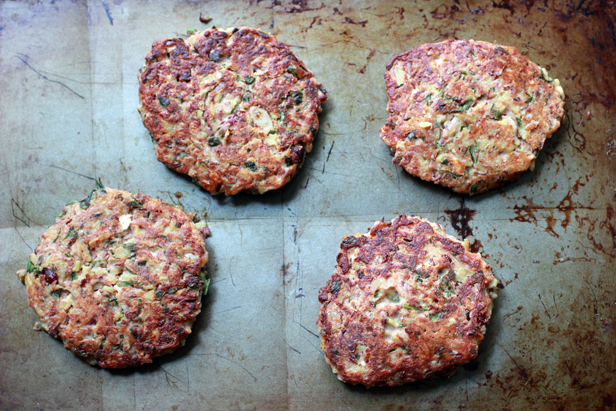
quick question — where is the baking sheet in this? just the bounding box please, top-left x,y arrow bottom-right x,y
1,0 -> 615,409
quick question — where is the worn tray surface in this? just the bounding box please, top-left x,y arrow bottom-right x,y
1,1 -> 614,410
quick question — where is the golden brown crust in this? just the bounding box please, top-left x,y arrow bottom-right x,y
16,186 -> 209,368
316,215 -> 497,387
380,40 -> 565,195
138,26 -> 327,196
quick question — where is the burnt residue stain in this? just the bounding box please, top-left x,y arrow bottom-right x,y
510,176 -> 615,258
562,111 -> 587,154
491,0 -> 515,15
511,176 -> 591,231
342,16 -> 368,27
486,275 -> 616,409
358,49 -> 376,74
444,198 -> 476,239
272,0 -> 326,14
281,262 -> 291,278
598,202 -> 616,254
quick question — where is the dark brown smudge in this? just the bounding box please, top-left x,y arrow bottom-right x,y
444,198 -> 476,239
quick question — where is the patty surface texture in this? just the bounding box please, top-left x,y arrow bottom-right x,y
380,39 -> 565,195
317,215 -> 498,386
17,185 -> 209,368
138,26 -> 327,196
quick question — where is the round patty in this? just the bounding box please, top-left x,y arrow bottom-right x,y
16,184 -> 209,368
138,26 -> 327,196
317,215 -> 498,387
380,40 -> 565,195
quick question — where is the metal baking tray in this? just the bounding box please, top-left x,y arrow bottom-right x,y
1,1 -> 614,409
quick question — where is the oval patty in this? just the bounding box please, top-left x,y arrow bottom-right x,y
17,185 -> 209,368
380,40 -> 565,195
317,215 -> 498,386
138,26 -> 327,196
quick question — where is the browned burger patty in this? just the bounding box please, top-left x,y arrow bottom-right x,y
317,215 -> 498,387
138,26 -> 327,196
16,184 -> 209,368
380,40 -> 565,195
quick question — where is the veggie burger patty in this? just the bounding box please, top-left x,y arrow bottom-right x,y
138,26 -> 327,196
317,215 -> 498,387
17,185 -> 209,368
380,40 -> 565,195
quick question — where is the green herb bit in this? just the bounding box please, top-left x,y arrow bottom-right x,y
50,289 -> 62,298
242,92 -> 251,101
208,136 -> 221,146
109,298 -> 118,306
516,117 -> 523,129
186,28 -> 197,35
386,293 -> 400,303
138,261 -> 147,267
117,281 -> 135,287
65,227 -> 78,240
244,161 -> 257,171
490,104 -> 502,120
425,93 -> 433,105
291,91 -> 303,105
80,190 -> 96,209
95,177 -> 106,192
403,304 -> 423,310
71,272 -> 78,281
155,290 -> 164,299
469,142 -> 478,164
444,170 -> 463,179
452,99 -> 474,113
158,96 -> 170,107
540,70 -> 554,83
127,199 -> 143,209
203,278 -> 211,295
354,353 -> 360,360
244,75 -> 255,84
330,279 -> 342,294
27,259 -> 37,273
470,184 -> 478,195
123,243 -> 137,252
525,92 -> 534,103
407,130 -> 416,140
429,312 -> 442,321
413,269 -> 429,279
287,66 -> 297,77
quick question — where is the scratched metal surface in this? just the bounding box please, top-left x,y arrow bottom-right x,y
1,0 -> 615,410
